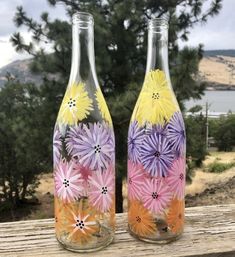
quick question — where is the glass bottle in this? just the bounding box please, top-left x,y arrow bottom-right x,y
127,18 -> 186,243
53,12 -> 115,252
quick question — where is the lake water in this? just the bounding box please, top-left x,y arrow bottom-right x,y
185,90 -> 235,113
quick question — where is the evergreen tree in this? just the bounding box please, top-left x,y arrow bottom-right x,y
10,0 -> 222,212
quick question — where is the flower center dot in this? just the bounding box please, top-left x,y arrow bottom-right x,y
67,98 -> 76,108
76,219 -> 85,229
152,192 -> 158,199
136,216 -> 141,223
179,173 -> 184,180
152,92 -> 160,100
63,178 -> 70,188
154,151 -> 160,158
94,144 -> 102,154
101,186 -> 108,194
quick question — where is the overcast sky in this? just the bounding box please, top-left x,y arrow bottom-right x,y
0,0 -> 234,68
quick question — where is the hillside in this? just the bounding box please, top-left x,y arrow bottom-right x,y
1,50 -> 235,89
199,55 -> 235,89
0,59 -> 43,87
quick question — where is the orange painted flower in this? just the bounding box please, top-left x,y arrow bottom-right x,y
109,197 -> 116,230
54,197 -> 69,236
167,198 -> 185,233
66,201 -> 99,245
128,200 -> 156,237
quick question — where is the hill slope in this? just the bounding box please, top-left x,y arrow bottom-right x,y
0,59 -> 43,87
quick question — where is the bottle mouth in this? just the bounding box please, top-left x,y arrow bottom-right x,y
72,12 -> 94,28
148,17 -> 168,30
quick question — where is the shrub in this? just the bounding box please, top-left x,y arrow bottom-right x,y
206,161 -> 235,173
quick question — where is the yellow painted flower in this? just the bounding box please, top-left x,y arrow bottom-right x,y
167,198 -> 184,234
58,82 -> 93,126
128,200 -> 156,237
95,88 -> 112,125
134,69 -> 178,125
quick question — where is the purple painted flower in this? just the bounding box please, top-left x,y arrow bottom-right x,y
140,133 -> 174,177
152,124 -> 168,137
65,124 -> 83,156
167,112 -> 186,155
65,122 -> 115,172
53,126 -> 63,166
128,121 -> 145,163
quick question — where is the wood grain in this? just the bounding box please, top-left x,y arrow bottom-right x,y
0,204 -> 235,257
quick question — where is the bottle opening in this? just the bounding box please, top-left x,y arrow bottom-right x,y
148,17 -> 168,31
72,12 -> 94,28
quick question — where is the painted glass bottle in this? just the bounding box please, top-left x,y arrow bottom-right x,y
127,18 -> 186,243
53,12 -> 115,252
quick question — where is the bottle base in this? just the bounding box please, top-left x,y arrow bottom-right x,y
56,225 -> 114,253
57,235 -> 114,253
128,226 -> 183,244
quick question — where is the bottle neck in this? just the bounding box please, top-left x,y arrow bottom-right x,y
68,13 -> 98,87
145,21 -> 170,77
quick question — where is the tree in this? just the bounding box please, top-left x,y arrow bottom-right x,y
10,0 -> 222,212
185,113 -> 207,182
214,115 -> 235,151
0,81 -> 49,210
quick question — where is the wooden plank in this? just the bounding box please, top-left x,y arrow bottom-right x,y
0,204 -> 235,257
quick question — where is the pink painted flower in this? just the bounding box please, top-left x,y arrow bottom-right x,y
73,160 -> 92,197
166,157 -> 185,200
127,160 -> 145,200
141,178 -> 172,214
54,160 -> 84,202
88,166 -> 115,212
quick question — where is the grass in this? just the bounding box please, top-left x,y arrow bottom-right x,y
205,161 -> 235,173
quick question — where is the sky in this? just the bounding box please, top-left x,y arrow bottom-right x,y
0,0 -> 234,68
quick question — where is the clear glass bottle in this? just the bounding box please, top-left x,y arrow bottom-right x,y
53,12 -> 115,252
127,18 -> 186,243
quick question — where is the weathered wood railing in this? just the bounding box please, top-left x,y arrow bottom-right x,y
0,204 -> 235,257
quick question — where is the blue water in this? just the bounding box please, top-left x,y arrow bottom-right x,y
185,91 -> 235,113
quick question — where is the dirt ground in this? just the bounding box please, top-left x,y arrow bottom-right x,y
2,151 -> 235,221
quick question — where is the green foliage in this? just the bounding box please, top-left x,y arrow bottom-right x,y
0,81 -> 49,207
205,161 -> 235,173
9,0 -> 222,211
213,115 -> 235,151
185,114 -> 207,181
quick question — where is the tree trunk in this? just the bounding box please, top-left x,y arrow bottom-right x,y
115,176 -> 123,213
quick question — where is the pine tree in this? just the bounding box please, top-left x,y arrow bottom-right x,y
10,0 -> 222,212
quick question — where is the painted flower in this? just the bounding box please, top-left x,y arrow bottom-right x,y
127,160 -> 145,200
67,201 -> 98,245
95,88 -> 112,125
73,161 -> 92,197
128,200 -> 156,237
88,165 -> 115,212
167,112 -> 186,155
141,178 -> 172,214
128,121 -> 145,163
135,69 -> 178,125
140,133 -> 174,177
66,122 -> 115,172
53,127 -> 63,166
166,158 -> 185,200
54,160 -> 84,202
54,197 -> 70,236
65,124 -> 83,156
57,82 -> 93,126
152,124 -> 168,137
167,198 -> 184,233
